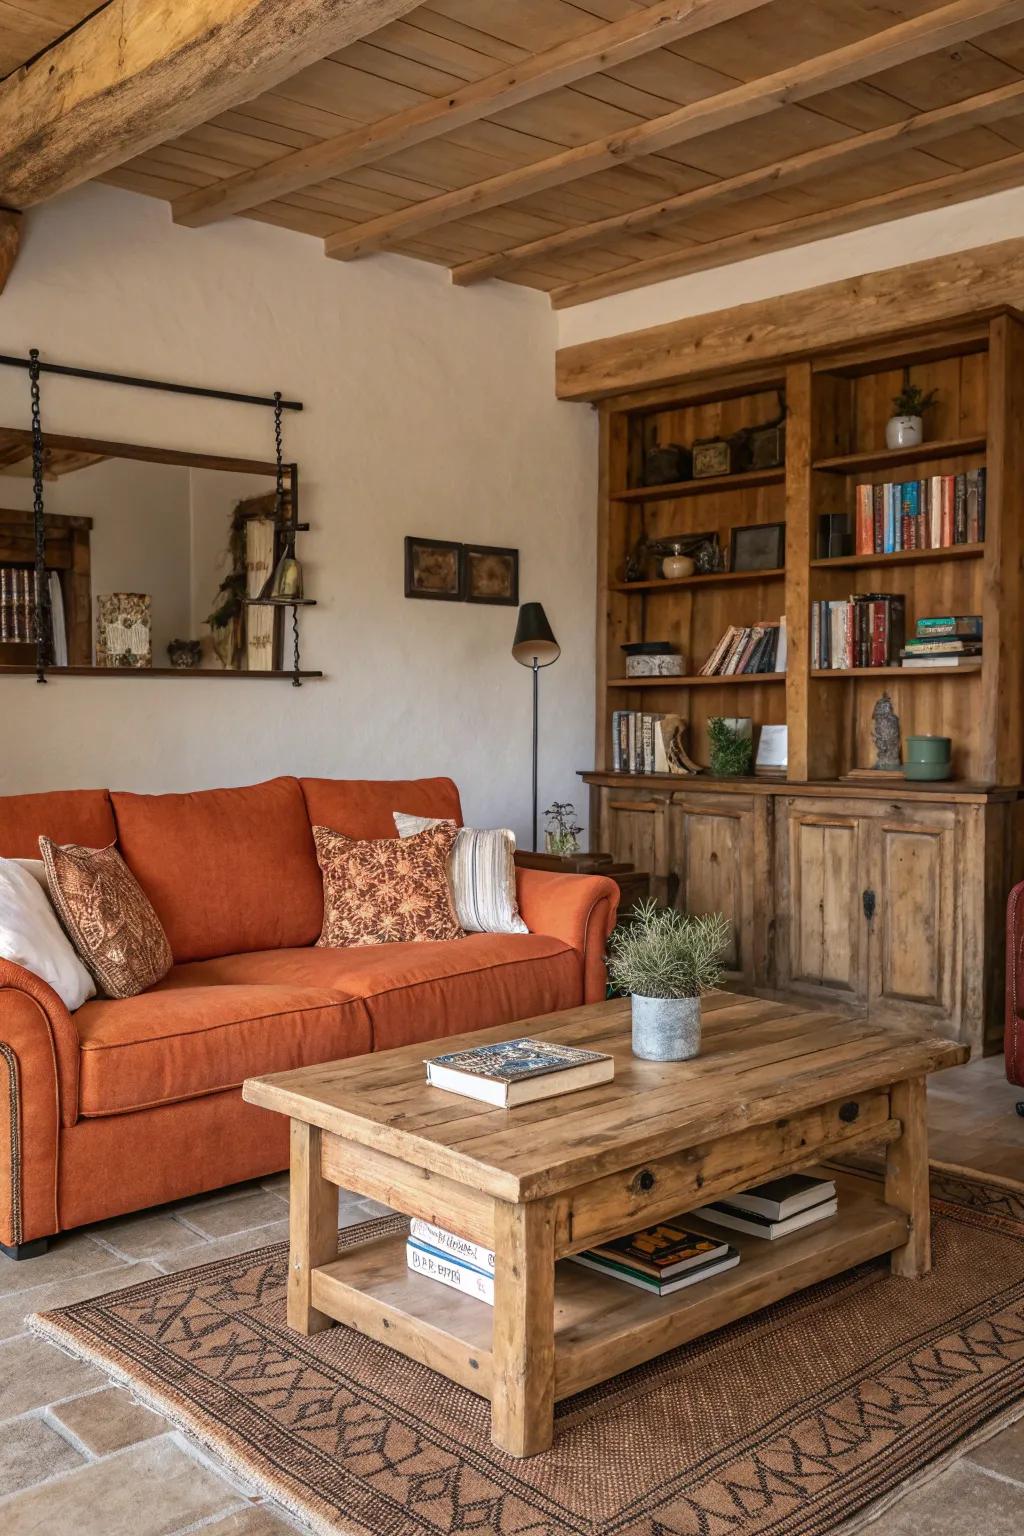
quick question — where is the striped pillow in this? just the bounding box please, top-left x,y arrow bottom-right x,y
393,813 -> 528,935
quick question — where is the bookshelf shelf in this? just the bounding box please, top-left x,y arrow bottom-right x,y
608,673 -> 786,688
811,435 -> 986,474
610,567 -> 785,592
610,467 -> 785,503
810,544 -> 983,571
810,664 -> 981,679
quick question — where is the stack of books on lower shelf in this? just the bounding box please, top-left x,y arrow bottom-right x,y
900,614 -> 982,669
569,1222 -> 740,1295
407,1219 -> 497,1304
692,1173 -> 837,1240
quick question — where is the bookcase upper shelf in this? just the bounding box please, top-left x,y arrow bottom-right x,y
611,467 -> 784,503
608,673 -> 786,688
811,434 -> 986,475
610,568 -> 785,593
810,544 -> 983,572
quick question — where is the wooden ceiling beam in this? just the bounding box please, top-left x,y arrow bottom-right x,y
550,152 -> 1024,307
555,241 -> 1024,400
452,78 -> 1024,287
171,0 -> 774,228
0,0 -> 422,209
0,211 -> 19,295
324,0 -> 1024,263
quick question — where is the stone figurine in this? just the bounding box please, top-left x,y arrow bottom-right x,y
871,692 -> 902,771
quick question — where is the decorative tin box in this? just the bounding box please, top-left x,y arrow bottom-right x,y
626,653 -> 686,677
692,432 -> 752,478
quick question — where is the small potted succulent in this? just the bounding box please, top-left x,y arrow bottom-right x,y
608,899 -> 730,1061
886,381 -> 937,450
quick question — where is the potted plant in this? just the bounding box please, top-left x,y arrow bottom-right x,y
708,717 -> 753,777
544,801 -> 583,856
886,381 -> 937,450
607,899 -> 730,1061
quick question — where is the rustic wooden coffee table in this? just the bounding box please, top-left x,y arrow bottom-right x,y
244,992 -> 966,1458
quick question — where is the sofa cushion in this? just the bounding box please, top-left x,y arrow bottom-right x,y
75,974 -> 372,1117
111,777 -> 322,963
314,821 -> 462,947
41,839 -> 173,1000
300,776 -> 462,840
0,789 -> 115,859
166,933 -> 581,1054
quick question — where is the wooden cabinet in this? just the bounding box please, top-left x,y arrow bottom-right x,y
586,773 -> 1019,1054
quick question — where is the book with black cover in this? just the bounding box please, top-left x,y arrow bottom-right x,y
712,1174 -> 836,1222
588,1221 -> 730,1279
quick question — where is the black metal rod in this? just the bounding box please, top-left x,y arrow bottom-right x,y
0,354 -> 302,411
532,658 -> 539,853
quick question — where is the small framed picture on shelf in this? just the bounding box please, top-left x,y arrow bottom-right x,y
464,544 -> 519,606
730,521 -> 785,573
404,536 -> 464,601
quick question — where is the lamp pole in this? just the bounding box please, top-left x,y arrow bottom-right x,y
531,656 -> 539,852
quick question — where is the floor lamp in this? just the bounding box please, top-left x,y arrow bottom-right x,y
512,602 -> 560,852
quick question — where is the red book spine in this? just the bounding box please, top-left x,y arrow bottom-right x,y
871,601 -> 887,667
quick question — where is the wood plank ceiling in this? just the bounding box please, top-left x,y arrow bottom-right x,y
7,0 -> 1024,307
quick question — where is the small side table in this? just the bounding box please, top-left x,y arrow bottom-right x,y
514,850 -> 650,917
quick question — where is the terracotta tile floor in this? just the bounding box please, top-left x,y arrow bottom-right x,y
0,1054 -> 1021,1534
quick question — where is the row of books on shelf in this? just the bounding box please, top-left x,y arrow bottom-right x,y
610,711 -> 698,775
853,469 -> 985,555
699,616 -> 787,677
812,597 -> 981,670
0,567 -> 67,663
406,1175 -> 838,1305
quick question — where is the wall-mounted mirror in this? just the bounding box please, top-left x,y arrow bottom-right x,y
0,429 -> 308,677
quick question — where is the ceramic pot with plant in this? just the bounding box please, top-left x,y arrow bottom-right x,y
544,801 -> 583,856
608,899 -> 730,1061
886,382 -> 937,450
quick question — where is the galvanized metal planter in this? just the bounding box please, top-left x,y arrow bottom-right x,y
630,994 -> 701,1061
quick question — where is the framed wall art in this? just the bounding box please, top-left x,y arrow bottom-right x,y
404,536 -> 464,601
464,544 -> 519,606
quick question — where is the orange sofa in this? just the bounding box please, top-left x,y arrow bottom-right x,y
0,776 -> 619,1258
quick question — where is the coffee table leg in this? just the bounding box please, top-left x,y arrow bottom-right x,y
885,1076 -> 931,1278
491,1200 -> 555,1457
288,1120 -> 338,1333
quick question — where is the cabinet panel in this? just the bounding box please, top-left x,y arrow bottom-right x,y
673,797 -> 753,979
779,799 -> 867,1001
866,810 -> 959,1031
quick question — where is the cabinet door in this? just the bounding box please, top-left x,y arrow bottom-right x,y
603,794 -> 671,904
778,798 -> 869,1003
672,794 -> 759,985
864,808 -> 959,1033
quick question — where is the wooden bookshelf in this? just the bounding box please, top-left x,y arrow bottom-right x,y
585,307 -> 1024,1054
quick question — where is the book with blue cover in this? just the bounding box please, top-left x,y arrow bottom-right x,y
425,1037 -> 614,1106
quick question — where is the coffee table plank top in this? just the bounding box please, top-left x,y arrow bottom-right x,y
243,994 -> 966,1200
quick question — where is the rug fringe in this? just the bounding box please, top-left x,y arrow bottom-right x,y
29,1311 -> 360,1536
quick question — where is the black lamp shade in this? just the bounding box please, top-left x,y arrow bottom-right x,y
512,602 -> 560,668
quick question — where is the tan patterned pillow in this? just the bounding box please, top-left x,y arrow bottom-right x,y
40,838 -> 173,999
313,822 -> 462,948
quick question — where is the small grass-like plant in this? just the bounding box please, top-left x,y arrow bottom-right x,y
608,900 -> 731,1000
708,717 -> 753,777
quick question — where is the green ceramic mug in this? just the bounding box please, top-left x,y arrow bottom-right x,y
905,734 -> 951,764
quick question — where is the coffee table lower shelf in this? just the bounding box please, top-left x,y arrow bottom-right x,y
310,1180 -> 907,1404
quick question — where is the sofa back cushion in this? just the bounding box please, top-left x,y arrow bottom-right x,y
0,789 -> 116,858
111,777 -> 322,963
300,777 -> 463,840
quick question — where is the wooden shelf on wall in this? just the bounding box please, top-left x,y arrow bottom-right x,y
608,673 -> 786,688
610,467 -> 785,503
810,544 -> 983,572
810,664 -> 981,679
610,567 -> 785,592
0,666 -> 324,680
811,434 -> 986,474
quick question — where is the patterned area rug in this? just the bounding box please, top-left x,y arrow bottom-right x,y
32,1168 -> 1024,1536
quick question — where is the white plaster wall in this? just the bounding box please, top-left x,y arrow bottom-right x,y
557,184 -> 1024,348
0,184 -> 597,847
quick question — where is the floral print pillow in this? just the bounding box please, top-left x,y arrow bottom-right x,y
313,822 -> 462,947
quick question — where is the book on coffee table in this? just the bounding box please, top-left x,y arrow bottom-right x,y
693,1195 -> 838,1240
425,1037 -> 614,1106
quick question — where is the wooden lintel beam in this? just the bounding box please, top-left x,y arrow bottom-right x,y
554,239 -> 1024,400
550,152 -> 1024,308
0,0 -> 422,209
324,0 -> 1024,262
171,0 -> 774,228
453,78 -> 1024,287
0,211 -> 20,295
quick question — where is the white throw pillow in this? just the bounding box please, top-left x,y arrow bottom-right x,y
15,858 -> 48,891
0,856 -> 96,1010
393,813 -> 528,935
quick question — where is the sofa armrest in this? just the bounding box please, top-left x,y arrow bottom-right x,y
0,959 -> 80,1247
1007,882 -> 1024,1087
516,868 -> 619,1005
